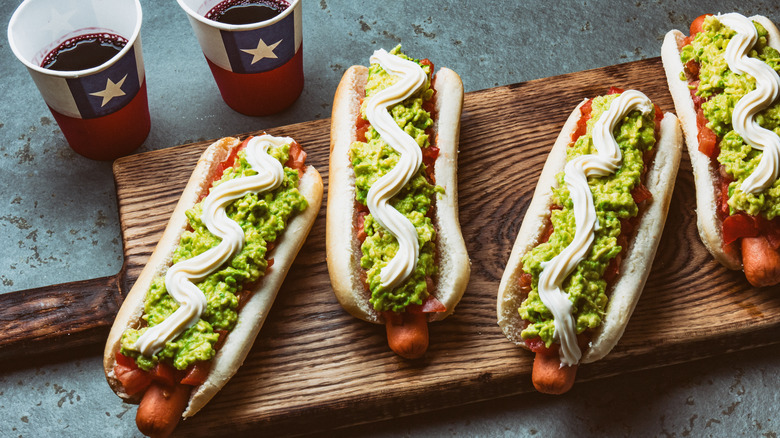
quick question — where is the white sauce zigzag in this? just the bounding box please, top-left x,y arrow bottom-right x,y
718,13 -> 780,195
363,49 -> 427,290
132,134 -> 290,357
537,91 -> 653,366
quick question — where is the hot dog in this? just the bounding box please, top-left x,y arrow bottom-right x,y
104,135 -> 323,436
497,89 -> 683,394
661,13 -> 780,287
326,46 -> 469,358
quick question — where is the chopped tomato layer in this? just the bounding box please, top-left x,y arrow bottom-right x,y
697,109 -> 719,157
690,14 -> 712,37
114,133 -> 303,397
285,140 -> 307,176
521,87 -> 658,351
114,353 -> 152,396
149,362 -> 178,388
353,59 -> 441,314
684,44 -> 777,249
407,294 -> 447,313
722,213 -> 780,248
422,145 -> 439,183
572,99 -> 593,142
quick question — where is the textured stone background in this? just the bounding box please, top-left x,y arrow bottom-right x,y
2,0 -> 779,436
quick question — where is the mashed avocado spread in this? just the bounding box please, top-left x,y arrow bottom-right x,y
680,15 -> 780,219
350,46 -> 441,313
519,94 -> 656,347
120,144 -> 308,370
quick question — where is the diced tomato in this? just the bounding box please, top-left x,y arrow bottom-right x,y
356,115 -> 371,143
218,137 -> 249,178
540,219 -> 555,244
722,213 -> 760,245
419,58 -> 434,72
688,81 -> 708,108
181,362 -> 211,386
114,365 -> 152,396
654,104 -> 663,125
603,255 -> 621,284
717,176 -> 732,219
539,205 -> 562,243
685,59 -> 700,78
115,352 -> 137,369
356,210 -> 368,243
631,183 -> 653,204
518,272 -> 533,298
285,140 -> 307,175
150,362 -> 177,388
697,126 -> 718,157
695,107 -> 707,128
690,14 -> 712,37
696,109 -> 719,158
421,295 -> 447,313
407,294 -> 447,313
524,337 -> 551,354
422,145 -> 439,183
607,86 -> 625,95
571,99 -> 594,142
199,137 -> 249,201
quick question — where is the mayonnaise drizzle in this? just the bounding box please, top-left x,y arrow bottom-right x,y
132,135 -> 288,356
538,91 -> 653,366
363,49 -> 427,289
719,13 -> 780,194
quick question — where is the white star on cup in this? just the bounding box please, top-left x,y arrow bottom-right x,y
241,38 -> 282,64
90,75 -> 127,107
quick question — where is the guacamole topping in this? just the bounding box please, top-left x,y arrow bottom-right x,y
680,15 -> 780,219
350,45 -> 441,313
120,141 -> 308,371
519,93 -> 657,349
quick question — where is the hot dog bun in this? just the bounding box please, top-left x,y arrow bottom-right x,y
327,63 -> 469,324
497,97 -> 683,364
104,136 -> 323,417
661,15 -> 780,272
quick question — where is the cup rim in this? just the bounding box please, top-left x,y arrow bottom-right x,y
7,0 -> 143,78
176,0 -> 299,32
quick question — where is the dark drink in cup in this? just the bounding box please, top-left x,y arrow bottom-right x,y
42,33 -> 127,71
207,0 -> 288,25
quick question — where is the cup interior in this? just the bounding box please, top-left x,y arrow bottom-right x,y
176,0 -> 299,31
8,0 -> 142,76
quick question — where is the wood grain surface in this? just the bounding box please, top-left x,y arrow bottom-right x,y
82,57 -> 780,435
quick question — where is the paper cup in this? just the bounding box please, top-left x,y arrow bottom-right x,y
8,0 -> 149,161
177,0 -> 303,116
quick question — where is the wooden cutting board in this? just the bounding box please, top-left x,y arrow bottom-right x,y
4,57 -> 779,435
113,57 -> 780,435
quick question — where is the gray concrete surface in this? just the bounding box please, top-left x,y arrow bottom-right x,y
2,0 -> 779,436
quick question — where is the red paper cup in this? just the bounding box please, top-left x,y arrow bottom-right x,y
176,0 -> 303,116
8,0 -> 149,161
